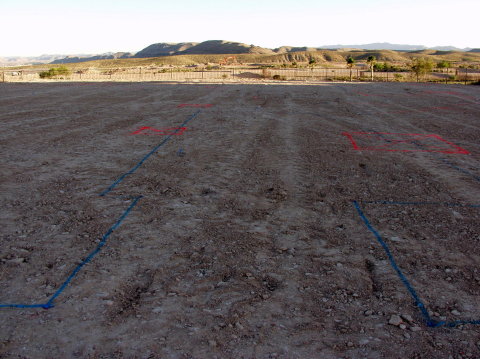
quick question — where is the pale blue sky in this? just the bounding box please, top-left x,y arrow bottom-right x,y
1,0 -> 479,56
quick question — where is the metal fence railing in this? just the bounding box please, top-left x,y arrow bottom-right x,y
2,67 -> 479,83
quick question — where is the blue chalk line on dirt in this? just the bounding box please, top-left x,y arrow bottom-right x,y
99,110 -> 201,196
439,158 -> 480,183
364,200 -> 480,208
0,196 -> 142,310
353,200 -> 480,328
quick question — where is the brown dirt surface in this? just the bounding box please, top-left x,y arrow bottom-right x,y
0,81 -> 479,358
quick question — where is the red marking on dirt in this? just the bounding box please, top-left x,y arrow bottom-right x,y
342,132 -> 470,154
177,104 -> 213,108
130,126 -> 187,136
419,90 -> 476,102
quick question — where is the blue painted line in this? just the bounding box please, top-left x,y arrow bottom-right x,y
352,201 -> 434,326
0,196 -> 142,310
99,110 -> 201,196
440,158 -> 480,182
354,200 -> 480,328
0,303 -> 50,309
364,200 -> 480,208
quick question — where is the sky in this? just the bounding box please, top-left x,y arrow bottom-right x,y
1,0 -> 479,57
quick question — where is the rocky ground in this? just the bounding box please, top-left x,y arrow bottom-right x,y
0,81 -> 479,358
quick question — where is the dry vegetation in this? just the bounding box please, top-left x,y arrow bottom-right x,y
8,49 -> 480,71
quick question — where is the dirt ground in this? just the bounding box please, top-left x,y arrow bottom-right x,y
0,81 -> 479,358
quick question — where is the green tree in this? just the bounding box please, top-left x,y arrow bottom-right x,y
411,57 -> 434,82
367,55 -> 376,81
308,57 -> 316,68
346,56 -> 355,81
436,60 -> 451,73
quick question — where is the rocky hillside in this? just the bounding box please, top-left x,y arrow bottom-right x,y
136,40 -> 275,57
51,52 -> 133,64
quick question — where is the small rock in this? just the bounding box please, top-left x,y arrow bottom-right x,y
104,300 -> 114,306
235,322 -> 244,330
208,340 -> 217,347
399,324 -> 407,330
451,309 -> 461,316
364,310 -> 373,316
401,314 -> 414,323
347,341 -> 354,347
152,307 -> 162,313
8,258 -> 25,264
410,326 -> 422,332
388,314 -> 403,326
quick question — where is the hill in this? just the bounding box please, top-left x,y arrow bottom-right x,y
51,52 -> 133,64
27,49 -> 479,71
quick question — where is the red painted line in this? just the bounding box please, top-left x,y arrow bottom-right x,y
342,132 -> 360,150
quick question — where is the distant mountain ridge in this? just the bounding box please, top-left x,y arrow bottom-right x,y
50,52 -> 133,64
1,41 -> 478,66
317,42 -> 472,52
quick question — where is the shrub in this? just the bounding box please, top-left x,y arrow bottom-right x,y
373,62 -> 402,72
39,66 -> 71,79
436,60 -> 451,70
272,75 -> 287,80
394,73 -> 403,81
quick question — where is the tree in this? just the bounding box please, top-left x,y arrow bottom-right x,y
346,56 -> 355,81
436,60 -> 451,73
411,57 -> 434,82
308,57 -> 316,68
367,55 -> 376,81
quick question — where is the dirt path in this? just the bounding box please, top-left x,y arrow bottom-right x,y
0,82 -> 479,358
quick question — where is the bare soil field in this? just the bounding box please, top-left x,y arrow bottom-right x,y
0,81 -> 479,358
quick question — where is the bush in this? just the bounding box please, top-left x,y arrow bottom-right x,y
436,60 -> 451,70
272,75 -> 286,80
373,62 -> 402,72
394,73 -> 404,81
39,66 -> 71,79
